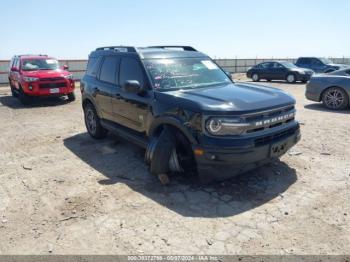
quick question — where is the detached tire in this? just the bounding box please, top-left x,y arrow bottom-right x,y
67,92 -> 76,102
148,127 -> 196,177
83,103 -> 108,139
322,87 -> 349,110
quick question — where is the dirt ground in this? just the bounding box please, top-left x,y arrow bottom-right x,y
0,78 -> 349,255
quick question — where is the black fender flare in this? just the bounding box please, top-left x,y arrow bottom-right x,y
82,96 -> 102,118
148,116 -> 198,145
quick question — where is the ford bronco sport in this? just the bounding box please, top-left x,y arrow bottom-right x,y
8,54 -> 75,104
81,46 -> 301,182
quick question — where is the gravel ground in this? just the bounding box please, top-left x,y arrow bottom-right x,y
0,79 -> 349,255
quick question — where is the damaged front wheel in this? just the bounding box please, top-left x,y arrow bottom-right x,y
145,127 -> 196,184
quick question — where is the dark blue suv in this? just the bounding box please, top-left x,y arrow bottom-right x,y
295,57 -> 349,73
81,46 -> 300,183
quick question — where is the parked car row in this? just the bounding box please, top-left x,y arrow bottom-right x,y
246,57 -> 350,84
4,47 -> 349,184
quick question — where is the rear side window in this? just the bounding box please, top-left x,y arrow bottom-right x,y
257,62 -> 271,69
99,56 -> 119,84
119,57 -> 144,87
311,59 -> 322,65
345,70 -> 350,76
86,57 -> 101,77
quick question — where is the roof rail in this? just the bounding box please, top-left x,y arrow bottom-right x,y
95,46 -> 137,52
147,46 -> 197,51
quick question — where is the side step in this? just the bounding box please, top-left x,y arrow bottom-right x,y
101,119 -> 148,149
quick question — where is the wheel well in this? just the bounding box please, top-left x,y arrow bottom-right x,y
320,86 -> 349,103
82,98 -> 94,109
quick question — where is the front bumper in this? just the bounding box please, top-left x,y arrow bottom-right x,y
21,79 -> 75,97
193,125 -> 301,182
297,74 -> 312,82
305,82 -> 322,102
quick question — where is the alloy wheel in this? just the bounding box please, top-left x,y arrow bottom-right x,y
324,88 -> 345,109
86,108 -> 97,134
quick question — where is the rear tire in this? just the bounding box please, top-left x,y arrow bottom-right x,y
322,87 -> 349,110
67,92 -> 76,102
83,103 -> 108,139
252,73 -> 260,82
286,74 -> 296,83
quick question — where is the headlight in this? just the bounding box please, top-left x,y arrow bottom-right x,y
206,117 -> 249,136
64,74 -> 74,80
23,76 -> 39,82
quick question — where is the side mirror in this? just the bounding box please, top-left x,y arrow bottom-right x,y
123,80 -> 145,94
11,67 -> 19,72
63,65 -> 69,70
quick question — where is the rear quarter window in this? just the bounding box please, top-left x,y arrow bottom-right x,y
86,57 -> 101,77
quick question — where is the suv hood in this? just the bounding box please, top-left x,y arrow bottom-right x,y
22,69 -> 71,78
329,63 -> 349,69
156,83 -> 295,114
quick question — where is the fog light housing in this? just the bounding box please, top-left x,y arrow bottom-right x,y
28,85 -> 33,90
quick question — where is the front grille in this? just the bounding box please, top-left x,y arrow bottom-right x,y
39,82 -> 67,89
40,77 -> 65,81
241,105 -> 296,134
254,126 -> 299,146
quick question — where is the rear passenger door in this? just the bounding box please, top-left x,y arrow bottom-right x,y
112,56 -> 150,132
271,62 -> 287,80
95,56 -> 120,120
257,62 -> 271,79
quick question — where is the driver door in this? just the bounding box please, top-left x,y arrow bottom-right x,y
112,56 -> 150,132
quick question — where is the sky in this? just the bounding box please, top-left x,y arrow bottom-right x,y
0,0 -> 349,60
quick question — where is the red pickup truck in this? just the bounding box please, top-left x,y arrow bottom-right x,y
8,54 -> 75,104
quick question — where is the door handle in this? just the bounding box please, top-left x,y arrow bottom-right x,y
113,93 -> 123,99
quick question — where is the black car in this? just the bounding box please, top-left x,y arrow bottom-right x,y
295,57 -> 349,73
247,61 -> 314,83
81,46 -> 300,183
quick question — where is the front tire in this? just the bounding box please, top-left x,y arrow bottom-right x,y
83,103 -> 108,139
11,87 -> 18,97
18,87 -> 31,105
67,92 -> 76,102
322,87 -> 349,110
286,74 -> 296,83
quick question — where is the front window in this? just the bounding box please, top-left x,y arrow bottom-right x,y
21,59 -> 59,71
143,58 -> 231,90
279,61 -> 297,68
319,58 -> 333,64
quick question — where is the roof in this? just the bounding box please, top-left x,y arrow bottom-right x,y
14,54 -> 52,60
89,46 -> 208,59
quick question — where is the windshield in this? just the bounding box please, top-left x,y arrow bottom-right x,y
319,58 -> 333,64
279,61 -> 298,68
143,58 -> 231,90
22,59 -> 59,71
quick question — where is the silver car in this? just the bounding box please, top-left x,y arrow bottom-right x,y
306,69 -> 350,110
